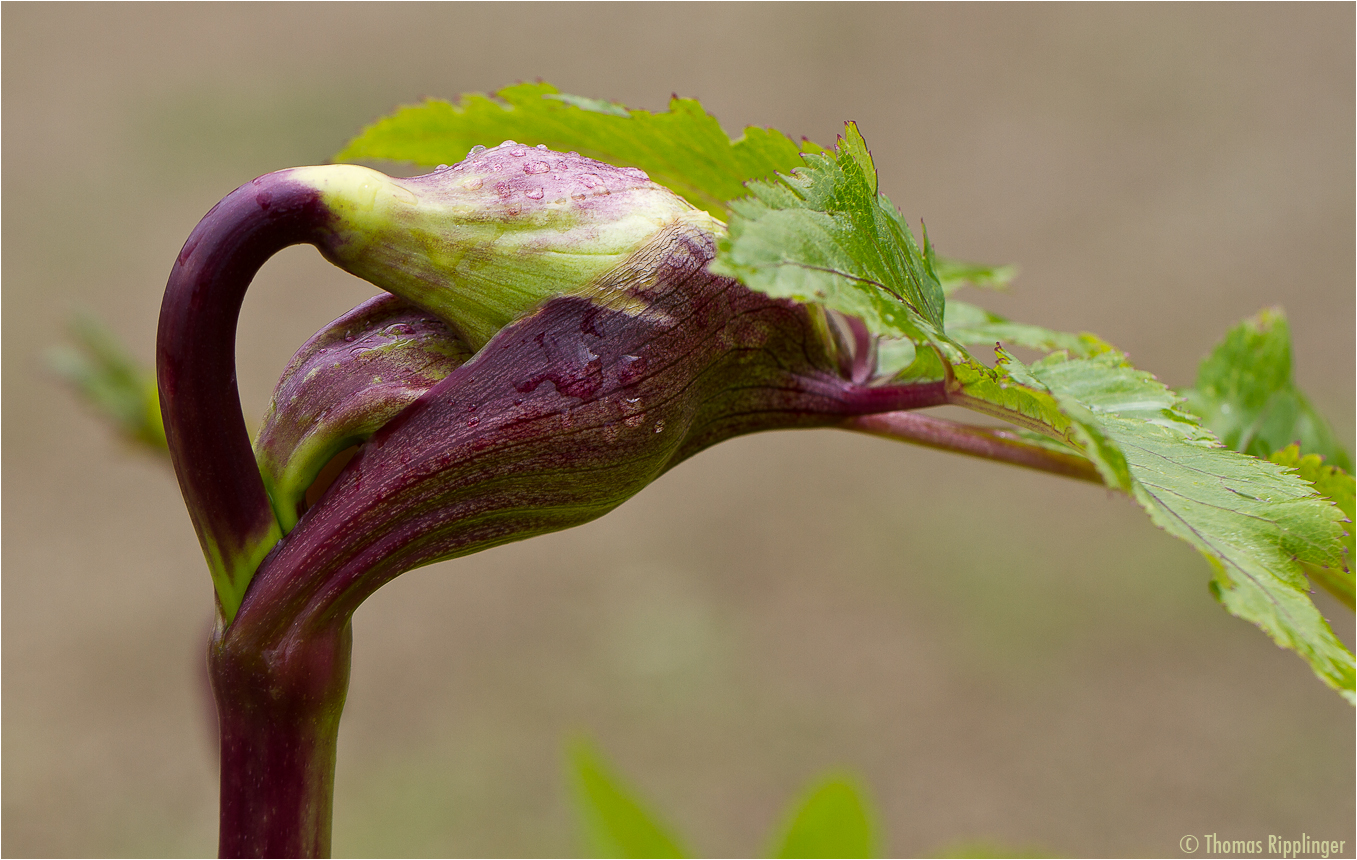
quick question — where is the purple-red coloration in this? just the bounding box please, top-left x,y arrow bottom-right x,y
255,294 -> 472,529
157,174 -> 330,607
212,621 -> 351,858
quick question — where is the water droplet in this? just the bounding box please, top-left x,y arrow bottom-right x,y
523,160 -> 550,175
499,139 -> 518,147
467,144 -> 487,156
535,143 -> 548,150
343,331 -> 355,343
506,203 -> 522,216
466,417 -> 480,428
525,186 -> 544,200
495,181 -> 513,198
653,420 -> 666,434
571,190 -> 587,201
512,398 -> 523,406
579,173 -> 599,188
465,177 -> 483,190
436,164 -> 448,171
509,146 -> 527,157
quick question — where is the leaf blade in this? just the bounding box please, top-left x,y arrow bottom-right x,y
569,740 -> 688,859
770,774 -> 876,859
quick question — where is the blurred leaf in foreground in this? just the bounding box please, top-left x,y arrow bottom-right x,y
1184,307 -> 1352,471
48,314 -> 166,454
770,774 -> 876,859
569,740 -> 687,858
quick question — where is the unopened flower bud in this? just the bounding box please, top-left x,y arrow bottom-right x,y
289,143 -> 722,348
254,294 -> 471,533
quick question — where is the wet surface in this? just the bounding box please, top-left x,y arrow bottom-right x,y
3,5 -> 1353,857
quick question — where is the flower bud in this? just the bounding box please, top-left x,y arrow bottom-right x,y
254,294 -> 471,533
289,143 -> 723,348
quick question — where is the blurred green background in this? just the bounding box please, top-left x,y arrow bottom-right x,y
3,4 -> 1353,857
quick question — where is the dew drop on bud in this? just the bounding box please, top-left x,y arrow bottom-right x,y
509,146 -> 527,157
523,160 -> 550,175
535,144 -> 548,150
653,420 -> 666,434
525,187 -> 544,200
467,144 -> 487,156
436,164 -> 448,171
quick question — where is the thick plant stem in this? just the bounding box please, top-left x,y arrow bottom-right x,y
844,410 -> 1104,484
211,619 -> 352,858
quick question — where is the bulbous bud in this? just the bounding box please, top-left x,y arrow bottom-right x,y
290,143 -> 722,348
254,294 -> 471,533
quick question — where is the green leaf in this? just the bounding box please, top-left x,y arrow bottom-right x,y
1184,307 -> 1352,471
1026,351 -> 1354,699
770,774 -> 876,859
949,350 -> 1134,493
48,314 -> 167,454
711,122 -> 948,345
945,301 -> 1111,359
1270,444 -> 1355,608
337,81 -> 814,219
934,258 -> 1017,296
569,740 -> 687,859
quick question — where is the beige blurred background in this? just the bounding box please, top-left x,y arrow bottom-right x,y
3,4 -> 1353,857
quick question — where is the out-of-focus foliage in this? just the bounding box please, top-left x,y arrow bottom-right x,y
48,314 -> 166,455
569,740 -> 687,858
769,774 -> 876,859
570,740 -> 879,858
1184,307 -> 1352,471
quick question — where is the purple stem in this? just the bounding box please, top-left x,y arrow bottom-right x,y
157,172 -> 344,858
844,410 -> 1104,484
157,173 -> 329,610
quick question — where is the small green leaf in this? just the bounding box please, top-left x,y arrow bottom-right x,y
770,774 -> 876,859
711,122 -> 948,344
569,740 -> 687,859
337,81 -> 812,219
48,314 -> 167,454
945,301 -> 1111,359
934,258 -> 1017,296
1271,444 -> 1355,608
1184,307 -> 1352,471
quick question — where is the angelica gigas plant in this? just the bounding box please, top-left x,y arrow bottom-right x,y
149,83 -> 1352,857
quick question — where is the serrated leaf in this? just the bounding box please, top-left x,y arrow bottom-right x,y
1271,444 -> 1355,608
952,350 -> 1134,492
1027,352 -> 1354,699
569,740 -> 687,859
770,774 -> 876,859
945,301 -> 1112,358
711,122 -> 948,343
337,81 -> 811,219
1184,307 -> 1353,472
